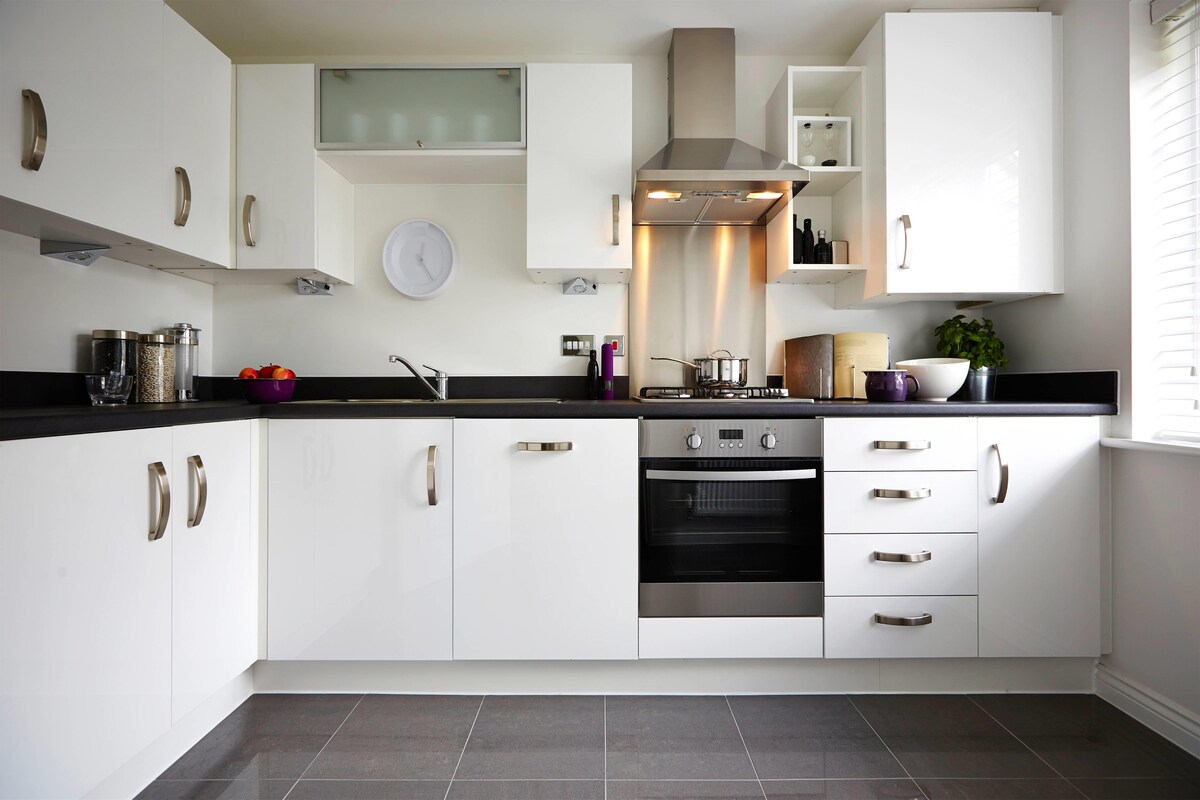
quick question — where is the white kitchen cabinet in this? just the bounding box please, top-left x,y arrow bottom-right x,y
824,470 -> 978,534
526,63 -> 632,285
234,64 -> 354,284
977,416 -> 1101,657
170,421 -> 255,723
0,428 -> 173,800
268,419 -> 453,660
822,417 -> 976,472
453,418 -> 638,660
824,533 -> 978,597
825,595 -> 979,659
639,617 -> 823,660
838,12 -> 1059,307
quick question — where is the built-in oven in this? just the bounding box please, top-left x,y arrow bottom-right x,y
639,418 -> 823,617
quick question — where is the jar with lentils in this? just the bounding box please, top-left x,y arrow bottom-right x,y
136,334 -> 175,403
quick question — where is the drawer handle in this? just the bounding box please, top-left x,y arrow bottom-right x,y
873,439 -> 930,450
148,461 -> 171,541
875,612 -> 932,626
873,488 -> 931,499
518,441 -> 573,452
186,454 -> 207,528
990,443 -> 1009,504
874,550 -> 932,563
21,89 -> 47,171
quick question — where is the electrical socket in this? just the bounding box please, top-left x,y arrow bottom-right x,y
602,335 -> 625,357
560,335 -> 594,356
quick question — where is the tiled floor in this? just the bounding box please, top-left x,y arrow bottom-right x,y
136,694 -> 1200,800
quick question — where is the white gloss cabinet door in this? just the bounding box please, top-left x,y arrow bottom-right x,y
0,429 -> 173,800
268,419 -> 453,660
977,417 -> 1102,657
171,421 -> 254,723
526,63 -> 633,283
453,419 -> 639,660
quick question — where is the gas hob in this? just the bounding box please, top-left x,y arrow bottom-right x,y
635,386 -> 815,402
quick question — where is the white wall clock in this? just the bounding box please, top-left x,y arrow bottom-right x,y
381,219 -> 458,299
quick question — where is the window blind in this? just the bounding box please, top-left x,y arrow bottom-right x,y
1148,2 -> 1200,441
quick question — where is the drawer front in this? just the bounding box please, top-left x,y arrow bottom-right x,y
638,617 -> 823,659
823,418 -> 977,472
825,596 -> 978,658
825,533 -> 978,596
824,471 -> 978,533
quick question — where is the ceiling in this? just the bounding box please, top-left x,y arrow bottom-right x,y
166,0 -> 1041,61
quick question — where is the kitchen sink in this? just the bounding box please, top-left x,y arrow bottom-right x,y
292,398 -> 563,404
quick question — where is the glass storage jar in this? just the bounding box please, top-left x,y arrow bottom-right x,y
136,334 -> 175,403
91,329 -> 139,400
164,322 -> 200,402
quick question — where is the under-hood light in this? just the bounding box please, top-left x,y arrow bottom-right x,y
647,190 -> 683,200
745,191 -> 783,200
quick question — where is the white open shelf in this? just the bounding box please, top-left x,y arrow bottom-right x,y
768,263 -> 866,285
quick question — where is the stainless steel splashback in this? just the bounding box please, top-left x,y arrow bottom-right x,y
630,226 -> 766,393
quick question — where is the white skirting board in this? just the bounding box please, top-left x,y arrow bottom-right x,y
1095,663 -> 1200,759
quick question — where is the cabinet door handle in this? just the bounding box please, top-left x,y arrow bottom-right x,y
21,89 -> 47,171
174,167 -> 192,227
517,441 -> 573,452
242,195 -> 257,246
427,445 -> 438,507
149,461 -> 171,541
612,194 -> 620,245
873,439 -> 930,450
874,550 -> 932,563
872,488 -> 931,499
875,612 -> 932,626
898,214 -> 912,269
186,454 -> 207,528
990,443 -> 1009,504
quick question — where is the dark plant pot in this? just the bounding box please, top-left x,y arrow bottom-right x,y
963,367 -> 998,401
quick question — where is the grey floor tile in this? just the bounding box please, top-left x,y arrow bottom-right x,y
606,696 -> 758,781
729,696 -> 906,780
453,696 -> 604,780
134,780 -> 295,800
304,694 -> 483,780
447,779 -> 606,799
159,695 -> 364,781
850,695 -> 1058,780
971,695 -> 1200,780
1068,777 -> 1200,799
762,779 -> 926,799
607,780 -> 767,799
916,778 -> 1087,799
286,780 -> 449,800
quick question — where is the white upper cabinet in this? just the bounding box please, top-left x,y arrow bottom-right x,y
526,63 -> 633,284
234,64 -> 354,284
839,12 -> 1059,307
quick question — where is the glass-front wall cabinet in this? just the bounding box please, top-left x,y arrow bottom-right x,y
317,65 -> 525,149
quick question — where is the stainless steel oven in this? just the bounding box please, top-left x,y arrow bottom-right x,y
639,418 -> 823,617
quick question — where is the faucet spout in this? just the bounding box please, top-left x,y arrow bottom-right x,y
388,354 -> 447,400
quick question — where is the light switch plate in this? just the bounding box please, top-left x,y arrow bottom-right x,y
561,335 -> 594,356
603,335 -> 625,357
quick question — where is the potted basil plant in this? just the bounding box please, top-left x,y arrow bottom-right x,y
933,314 -> 1009,400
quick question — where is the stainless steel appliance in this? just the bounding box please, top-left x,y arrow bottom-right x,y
637,385 -> 812,402
650,349 -> 751,388
639,418 -> 823,617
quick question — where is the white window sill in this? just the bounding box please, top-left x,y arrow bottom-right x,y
1101,437 -> 1200,457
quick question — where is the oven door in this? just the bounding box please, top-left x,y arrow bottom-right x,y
639,457 -> 823,617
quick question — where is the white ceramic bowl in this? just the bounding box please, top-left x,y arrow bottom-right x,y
894,358 -> 970,401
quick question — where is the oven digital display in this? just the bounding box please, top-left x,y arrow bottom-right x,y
718,428 -> 743,440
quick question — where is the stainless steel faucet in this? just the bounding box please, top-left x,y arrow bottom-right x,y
388,355 -> 448,400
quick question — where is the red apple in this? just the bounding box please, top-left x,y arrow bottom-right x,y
258,364 -> 281,379
271,367 -> 296,380
238,367 -> 258,380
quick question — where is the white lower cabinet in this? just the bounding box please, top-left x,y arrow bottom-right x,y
824,533 -> 978,597
824,470 -> 978,533
453,418 -> 639,660
267,419 -> 453,660
825,596 -> 979,659
639,617 -> 823,659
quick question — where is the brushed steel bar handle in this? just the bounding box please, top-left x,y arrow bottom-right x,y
186,455 -> 207,528
898,214 -> 912,269
612,194 -> 620,245
427,445 -> 438,506
873,439 -> 930,450
873,488 -> 931,499
517,441 -> 573,452
875,612 -> 932,626
174,166 -> 191,227
990,443 -> 1009,504
242,195 -> 256,246
149,462 -> 170,541
646,468 -> 816,482
874,550 -> 932,563
21,89 -> 47,171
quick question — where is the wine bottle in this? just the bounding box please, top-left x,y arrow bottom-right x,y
815,229 -> 832,264
586,349 -> 600,399
792,215 -> 803,264
801,218 -> 816,264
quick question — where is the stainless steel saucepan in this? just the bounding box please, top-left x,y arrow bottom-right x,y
651,349 -> 750,387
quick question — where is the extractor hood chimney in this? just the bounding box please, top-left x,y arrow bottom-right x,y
633,28 -> 807,227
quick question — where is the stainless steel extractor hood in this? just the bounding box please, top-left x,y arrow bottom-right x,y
633,28 -> 808,227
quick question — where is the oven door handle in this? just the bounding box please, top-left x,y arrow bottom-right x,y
644,468 -> 817,482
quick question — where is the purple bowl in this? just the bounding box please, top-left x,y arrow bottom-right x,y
238,378 -> 298,404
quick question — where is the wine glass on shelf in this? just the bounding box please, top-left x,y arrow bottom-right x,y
799,122 -> 815,150
823,121 -> 839,166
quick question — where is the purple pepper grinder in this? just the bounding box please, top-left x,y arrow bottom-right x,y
600,342 -> 615,400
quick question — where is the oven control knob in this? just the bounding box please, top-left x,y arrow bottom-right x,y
761,432 -> 778,450
685,433 -> 703,450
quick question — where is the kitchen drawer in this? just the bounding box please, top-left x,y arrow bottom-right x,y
825,533 -> 977,596
824,471 -> 977,533
638,617 -> 823,659
825,596 -> 978,658
823,418 -> 977,472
